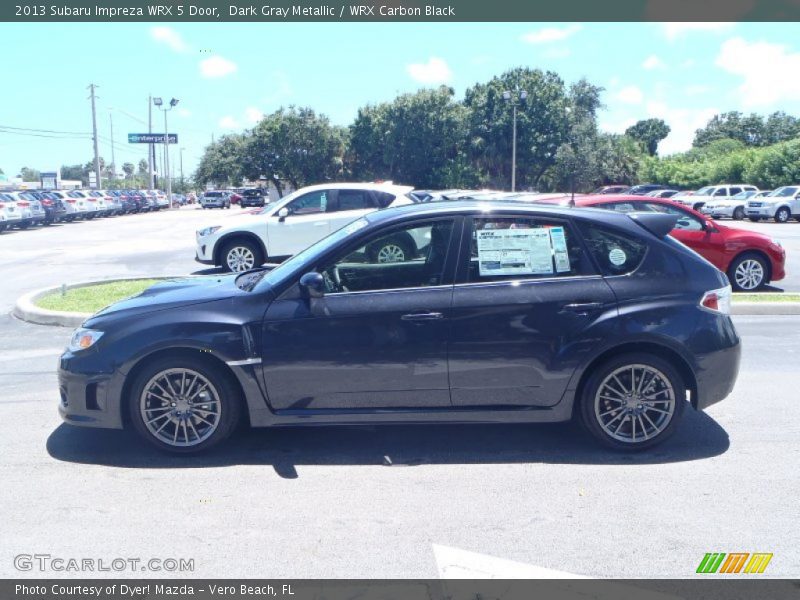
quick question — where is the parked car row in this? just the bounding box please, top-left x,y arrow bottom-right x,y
0,189 -> 176,232
199,188 -> 269,209
193,182 -> 787,293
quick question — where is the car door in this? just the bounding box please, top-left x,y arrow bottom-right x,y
634,201 -> 726,268
448,215 -> 616,408
267,189 -> 334,257
261,217 -> 461,411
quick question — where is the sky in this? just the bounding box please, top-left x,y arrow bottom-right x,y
1,21 -> 800,181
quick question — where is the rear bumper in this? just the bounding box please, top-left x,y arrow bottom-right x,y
693,316 -> 741,411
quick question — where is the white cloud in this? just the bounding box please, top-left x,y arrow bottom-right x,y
662,22 -> 733,41
406,57 -> 453,84
716,37 -> 800,107
521,24 -> 581,44
245,107 -> 264,124
218,116 -> 239,129
616,85 -> 644,105
642,55 -> 666,70
177,108 -> 191,118
645,102 -> 719,154
684,85 -> 711,96
200,55 -> 238,78
150,26 -> 188,53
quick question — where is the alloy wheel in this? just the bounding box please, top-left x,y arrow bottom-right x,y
377,244 -> 406,263
594,364 -> 676,444
139,368 -> 221,447
226,246 -> 255,271
734,259 -> 764,290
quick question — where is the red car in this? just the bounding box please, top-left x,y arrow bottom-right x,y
533,194 -> 786,291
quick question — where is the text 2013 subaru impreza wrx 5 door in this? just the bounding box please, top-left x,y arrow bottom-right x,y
59,202 -> 741,454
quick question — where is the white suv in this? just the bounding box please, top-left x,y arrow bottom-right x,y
196,182 -> 415,272
745,186 -> 800,223
672,184 -> 758,211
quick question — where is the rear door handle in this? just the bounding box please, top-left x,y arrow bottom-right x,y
401,312 -> 444,321
561,302 -> 604,313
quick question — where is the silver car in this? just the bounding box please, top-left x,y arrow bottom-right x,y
50,190 -> 88,221
7,192 -> 45,229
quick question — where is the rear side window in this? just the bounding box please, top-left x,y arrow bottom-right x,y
335,189 -> 372,211
373,191 -> 397,208
468,217 -> 587,282
576,222 -> 648,276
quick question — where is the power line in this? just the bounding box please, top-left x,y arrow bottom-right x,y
0,124 -> 92,135
0,128 -> 91,140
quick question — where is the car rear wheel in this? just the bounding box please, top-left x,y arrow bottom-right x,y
579,353 -> 685,451
748,217 -> 761,222
222,239 -> 264,272
129,356 -> 241,454
367,236 -> 415,263
775,207 -> 791,223
732,207 -> 744,220
728,252 -> 768,291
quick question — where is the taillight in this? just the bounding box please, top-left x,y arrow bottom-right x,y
41,199 -> 53,206
66,199 -> 76,203
700,285 -> 732,315
17,201 -> 29,207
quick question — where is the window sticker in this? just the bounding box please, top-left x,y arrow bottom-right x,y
609,247 -> 627,266
477,228 -> 554,276
548,226 -> 571,273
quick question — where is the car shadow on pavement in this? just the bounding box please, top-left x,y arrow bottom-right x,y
46,408 -> 729,476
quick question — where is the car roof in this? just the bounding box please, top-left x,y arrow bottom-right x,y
573,194 -> 711,218
295,182 -> 415,195
364,199 -> 647,232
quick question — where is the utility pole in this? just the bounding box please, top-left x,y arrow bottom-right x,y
148,95 -> 154,190
108,111 -> 116,179
88,83 -> 101,189
180,147 -> 185,188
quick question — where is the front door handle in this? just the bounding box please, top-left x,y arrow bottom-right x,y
561,302 -> 604,313
401,312 -> 444,321
313,221 -> 329,227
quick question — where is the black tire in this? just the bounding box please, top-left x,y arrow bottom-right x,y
728,252 -> 769,292
18,222 -> 29,230
732,207 -> 745,220
748,217 -> 761,222
579,353 -> 685,451
221,238 -> 265,272
775,207 -> 791,223
693,202 -> 705,211
128,355 -> 242,454
367,235 -> 415,263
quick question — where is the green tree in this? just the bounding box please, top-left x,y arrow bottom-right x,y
625,118 -> 671,156
137,159 -> 149,175
242,106 -> 346,196
122,162 -> 135,179
195,134 -> 247,188
693,112 -> 767,147
19,167 -> 40,182
464,67 -> 572,190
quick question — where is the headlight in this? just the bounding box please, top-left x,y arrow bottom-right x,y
68,328 -> 104,352
197,226 -> 221,237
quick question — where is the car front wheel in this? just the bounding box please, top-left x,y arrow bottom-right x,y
580,353 -> 685,451
222,239 -> 264,272
129,356 -> 242,454
728,252 -> 768,291
733,207 -> 744,220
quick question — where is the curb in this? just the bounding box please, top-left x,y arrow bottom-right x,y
731,302 -> 800,315
13,276 -> 190,328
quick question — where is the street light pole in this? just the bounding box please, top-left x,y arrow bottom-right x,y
153,97 -> 179,206
180,147 -> 185,188
502,89 -> 528,193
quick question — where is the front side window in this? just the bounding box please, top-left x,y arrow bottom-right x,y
318,219 -> 455,294
288,190 -> 328,215
468,217 -> 585,282
636,202 -> 704,231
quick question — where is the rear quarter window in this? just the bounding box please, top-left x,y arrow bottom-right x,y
576,222 -> 648,275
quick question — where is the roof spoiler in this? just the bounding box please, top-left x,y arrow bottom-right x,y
627,212 -> 678,238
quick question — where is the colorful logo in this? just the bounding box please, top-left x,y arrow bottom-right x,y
697,552 -> 773,574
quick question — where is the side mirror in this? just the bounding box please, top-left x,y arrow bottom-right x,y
299,271 -> 325,299
277,207 -> 289,222
704,220 -> 719,233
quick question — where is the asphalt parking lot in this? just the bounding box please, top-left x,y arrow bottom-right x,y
0,208 -> 798,578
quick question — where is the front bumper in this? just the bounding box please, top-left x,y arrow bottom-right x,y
195,240 -> 216,264
745,207 -> 774,218
58,361 -> 124,429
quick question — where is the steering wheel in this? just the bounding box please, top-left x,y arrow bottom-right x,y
322,265 -> 348,293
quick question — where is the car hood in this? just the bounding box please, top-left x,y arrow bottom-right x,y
203,213 -> 266,234
86,275 -> 242,324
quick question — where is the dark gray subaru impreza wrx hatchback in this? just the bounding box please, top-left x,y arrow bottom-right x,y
58,201 -> 741,454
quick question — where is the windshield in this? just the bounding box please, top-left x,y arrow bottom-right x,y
694,187 -> 714,196
732,191 -> 754,200
248,218 -> 370,292
769,186 -> 799,197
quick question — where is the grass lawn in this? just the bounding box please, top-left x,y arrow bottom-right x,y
36,279 -> 160,313
733,293 -> 800,303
